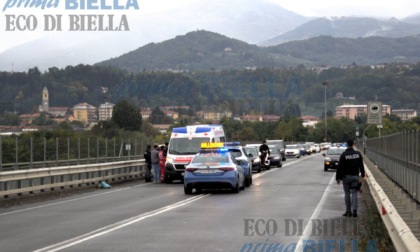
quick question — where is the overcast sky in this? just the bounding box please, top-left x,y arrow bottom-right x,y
271,0 -> 420,18
1,0 -> 419,53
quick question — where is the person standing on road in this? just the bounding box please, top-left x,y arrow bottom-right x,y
336,139 -> 366,217
151,144 -> 161,183
159,145 -> 166,183
259,140 -> 270,170
144,145 -> 152,182
160,142 -> 169,182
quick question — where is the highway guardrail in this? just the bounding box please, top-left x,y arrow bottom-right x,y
0,160 -> 146,198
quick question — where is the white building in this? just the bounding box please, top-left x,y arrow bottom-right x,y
98,102 -> 115,121
392,109 -> 418,121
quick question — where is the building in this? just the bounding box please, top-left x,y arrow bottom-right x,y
19,113 -> 40,125
301,115 -> 319,128
38,87 -> 68,117
239,114 -> 280,122
39,87 -> 49,112
98,102 -> 115,121
72,103 -> 96,124
392,109 -> 418,121
48,107 -> 69,117
140,108 -> 179,120
196,111 -> 233,121
152,124 -> 172,134
335,104 -> 391,119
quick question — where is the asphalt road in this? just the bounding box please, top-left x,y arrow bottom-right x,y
0,153 -> 361,252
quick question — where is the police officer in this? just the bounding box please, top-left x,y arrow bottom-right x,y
259,140 -> 270,170
336,139 -> 366,217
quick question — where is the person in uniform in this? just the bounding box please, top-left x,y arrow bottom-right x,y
336,139 -> 366,217
259,140 -> 270,170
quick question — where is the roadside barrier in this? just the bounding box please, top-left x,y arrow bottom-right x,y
0,160 -> 146,198
365,164 -> 420,251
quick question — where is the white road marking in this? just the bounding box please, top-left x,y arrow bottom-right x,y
293,174 -> 336,252
0,183 -> 150,217
33,194 -> 209,252
253,154 -> 319,179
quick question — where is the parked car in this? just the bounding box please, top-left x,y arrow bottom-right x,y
322,147 -> 346,171
298,144 -> 307,156
243,146 -> 262,173
285,144 -> 301,158
313,144 -> 321,153
224,142 -> 253,187
266,139 -> 286,161
304,143 -> 312,155
184,146 -> 245,194
267,145 -> 283,167
320,142 -> 331,150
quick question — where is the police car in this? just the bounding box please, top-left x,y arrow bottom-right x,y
224,142 -> 253,187
184,143 -> 245,194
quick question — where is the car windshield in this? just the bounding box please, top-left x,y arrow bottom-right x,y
192,155 -> 229,164
227,149 -> 242,158
286,145 -> 298,149
244,147 -> 257,155
327,148 -> 346,155
169,137 -> 210,155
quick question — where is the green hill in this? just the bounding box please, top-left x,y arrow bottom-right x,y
97,30 -> 420,72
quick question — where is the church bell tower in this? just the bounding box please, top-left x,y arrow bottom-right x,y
42,87 -> 49,112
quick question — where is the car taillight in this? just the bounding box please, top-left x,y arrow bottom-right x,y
219,167 -> 234,172
186,168 -> 199,172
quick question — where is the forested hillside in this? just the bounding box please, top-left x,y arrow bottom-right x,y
1,63 -> 419,117
97,30 -> 420,72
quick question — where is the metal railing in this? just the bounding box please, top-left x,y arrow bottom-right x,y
0,160 -> 146,197
365,164 -> 420,251
366,130 -> 420,202
0,136 -> 153,172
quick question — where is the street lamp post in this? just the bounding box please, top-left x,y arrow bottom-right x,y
322,81 -> 328,142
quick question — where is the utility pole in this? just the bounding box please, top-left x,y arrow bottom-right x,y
322,81 -> 328,142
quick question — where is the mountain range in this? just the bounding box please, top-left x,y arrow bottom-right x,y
262,16 -> 420,45
97,30 -> 420,72
1,0 -> 420,72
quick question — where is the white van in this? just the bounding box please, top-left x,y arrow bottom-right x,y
164,124 -> 226,183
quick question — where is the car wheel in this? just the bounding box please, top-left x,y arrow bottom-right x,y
324,166 -> 328,172
257,166 -> 262,173
282,156 -> 286,161
277,161 -> 282,167
245,175 -> 250,187
240,180 -> 245,190
232,180 -> 240,193
184,185 -> 192,195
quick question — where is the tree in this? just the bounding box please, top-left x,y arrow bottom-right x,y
31,113 -> 54,126
148,106 -> 173,124
0,113 -> 20,126
274,117 -> 307,141
91,121 -> 120,138
111,100 -> 142,131
232,126 -> 258,141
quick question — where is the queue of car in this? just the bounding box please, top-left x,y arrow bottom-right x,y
164,124 -> 342,194
182,140 -> 294,194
